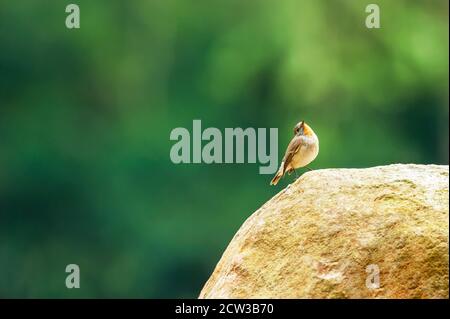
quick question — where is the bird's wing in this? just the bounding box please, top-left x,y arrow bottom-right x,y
282,136 -> 304,173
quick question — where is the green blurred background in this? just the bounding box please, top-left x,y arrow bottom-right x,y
0,0 -> 448,298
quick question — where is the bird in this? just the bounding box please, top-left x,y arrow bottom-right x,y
270,121 -> 319,185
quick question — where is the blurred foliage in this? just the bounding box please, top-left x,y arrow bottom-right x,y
0,0 -> 448,297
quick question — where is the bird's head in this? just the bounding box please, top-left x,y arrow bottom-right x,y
294,121 -> 305,136
294,120 -> 314,136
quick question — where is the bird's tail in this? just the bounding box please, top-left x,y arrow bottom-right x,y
270,165 -> 284,185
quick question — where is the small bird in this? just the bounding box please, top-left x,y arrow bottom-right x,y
270,121 -> 319,185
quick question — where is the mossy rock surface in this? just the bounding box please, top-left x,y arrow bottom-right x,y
200,164 -> 449,299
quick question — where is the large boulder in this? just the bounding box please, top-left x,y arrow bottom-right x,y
199,164 -> 449,299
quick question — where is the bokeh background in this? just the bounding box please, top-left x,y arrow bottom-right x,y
0,0 -> 448,298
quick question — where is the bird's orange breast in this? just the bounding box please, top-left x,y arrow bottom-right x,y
303,123 -> 315,137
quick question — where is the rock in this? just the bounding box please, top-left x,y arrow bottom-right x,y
199,164 -> 449,299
